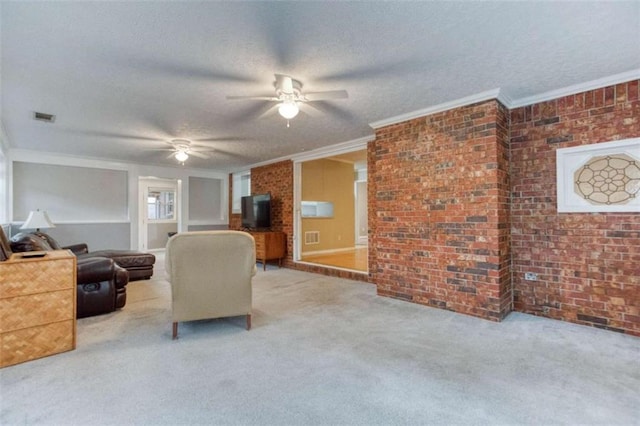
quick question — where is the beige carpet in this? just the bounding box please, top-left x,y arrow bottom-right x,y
1,252 -> 639,425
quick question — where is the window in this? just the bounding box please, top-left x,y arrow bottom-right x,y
232,171 -> 251,214
301,201 -> 334,218
556,138 -> 640,212
147,189 -> 175,221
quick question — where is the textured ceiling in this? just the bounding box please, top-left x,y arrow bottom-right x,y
2,2 -> 639,171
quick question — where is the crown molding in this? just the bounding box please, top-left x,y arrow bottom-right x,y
290,135 -> 374,163
236,153 -> 294,172
369,89 -> 503,129
237,135 -> 374,172
496,90 -> 514,109
9,148 -> 132,170
368,69 -> 640,129
9,148 -> 228,179
509,69 -> 640,108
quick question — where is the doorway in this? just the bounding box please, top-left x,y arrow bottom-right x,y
138,177 -> 181,251
294,150 -> 368,273
355,178 -> 368,246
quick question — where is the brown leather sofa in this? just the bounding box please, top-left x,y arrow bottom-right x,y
2,229 -> 129,318
12,231 -> 155,281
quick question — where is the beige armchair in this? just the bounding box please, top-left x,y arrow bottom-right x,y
165,231 -> 256,339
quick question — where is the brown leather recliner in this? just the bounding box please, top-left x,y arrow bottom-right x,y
76,256 -> 129,318
8,231 -> 129,318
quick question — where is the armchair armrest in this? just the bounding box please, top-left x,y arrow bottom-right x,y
77,257 -> 123,286
64,243 -> 89,255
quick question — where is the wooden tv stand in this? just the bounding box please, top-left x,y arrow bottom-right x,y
249,231 -> 285,271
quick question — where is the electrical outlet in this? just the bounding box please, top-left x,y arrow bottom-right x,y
524,272 -> 538,281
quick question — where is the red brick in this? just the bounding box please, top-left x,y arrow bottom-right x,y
628,80 -> 639,101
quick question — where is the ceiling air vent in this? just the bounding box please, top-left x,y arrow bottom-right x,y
33,112 -> 56,123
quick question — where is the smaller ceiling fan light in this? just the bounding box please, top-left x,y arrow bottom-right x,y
175,150 -> 189,162
278,101 -> 299,119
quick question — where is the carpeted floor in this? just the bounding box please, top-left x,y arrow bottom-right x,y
1,252 -> 639,425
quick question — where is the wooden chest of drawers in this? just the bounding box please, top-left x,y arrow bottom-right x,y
0,250 -> 77,368
250,231 -> 286,271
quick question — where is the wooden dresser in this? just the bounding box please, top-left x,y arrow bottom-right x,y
250,231 -> 286,271
0,250 -> 77,368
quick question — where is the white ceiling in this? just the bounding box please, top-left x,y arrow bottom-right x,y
2,1 -> 639,172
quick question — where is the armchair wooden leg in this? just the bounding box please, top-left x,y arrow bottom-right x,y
246,314 -> 251,331
172,322 -> 178,339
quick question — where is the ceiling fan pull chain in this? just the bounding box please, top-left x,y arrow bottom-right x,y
286,120 -> 290,128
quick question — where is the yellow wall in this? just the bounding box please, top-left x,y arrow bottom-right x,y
301,159 -> 355,253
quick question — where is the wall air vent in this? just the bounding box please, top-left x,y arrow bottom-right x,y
33,112 -> 56,123
305,231 -> 320,245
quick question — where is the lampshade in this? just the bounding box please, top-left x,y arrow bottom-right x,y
278,101 -> 299,119
175,151 -> 189,162
20,210 -> 56,231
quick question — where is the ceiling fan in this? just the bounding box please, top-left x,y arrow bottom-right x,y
226,74 -> 348,126
153,139 -> 216,163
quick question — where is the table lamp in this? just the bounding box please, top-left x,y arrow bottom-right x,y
20,209 -> 56,232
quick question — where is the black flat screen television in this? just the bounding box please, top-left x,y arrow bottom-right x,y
241,193 -> 271,229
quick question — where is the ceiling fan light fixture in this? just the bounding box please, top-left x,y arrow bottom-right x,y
175,150 -> 189,162
278,101 -> 299,119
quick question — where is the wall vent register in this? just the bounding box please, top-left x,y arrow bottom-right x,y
305,231 -> 320,245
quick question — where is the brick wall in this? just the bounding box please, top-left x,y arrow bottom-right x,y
510,80 -> 640,336
370,100 -> 512,321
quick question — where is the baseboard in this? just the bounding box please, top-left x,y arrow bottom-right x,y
301,246 -> 360,257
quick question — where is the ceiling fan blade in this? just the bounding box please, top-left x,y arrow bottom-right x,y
190,142 -> 218,149
226,95 -> 278,101
191,147 -> 216,153
189,151 -> 210,159
298,102 -> 323,117
193,136 -> 250,143
166,152 -> 177,160
210,148 -> 249,160
259,103 -> 281,119
304,90 -> 349,101
311,100 -> 359,123
275,74 -> 294,94
72,130 -> 162,142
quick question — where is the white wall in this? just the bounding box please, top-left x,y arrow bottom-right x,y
13,162 -> 129,221
0,151 -> 7,225
0,127 -> 9,224
9,149 -> 228,249
188,176 -> 225,223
